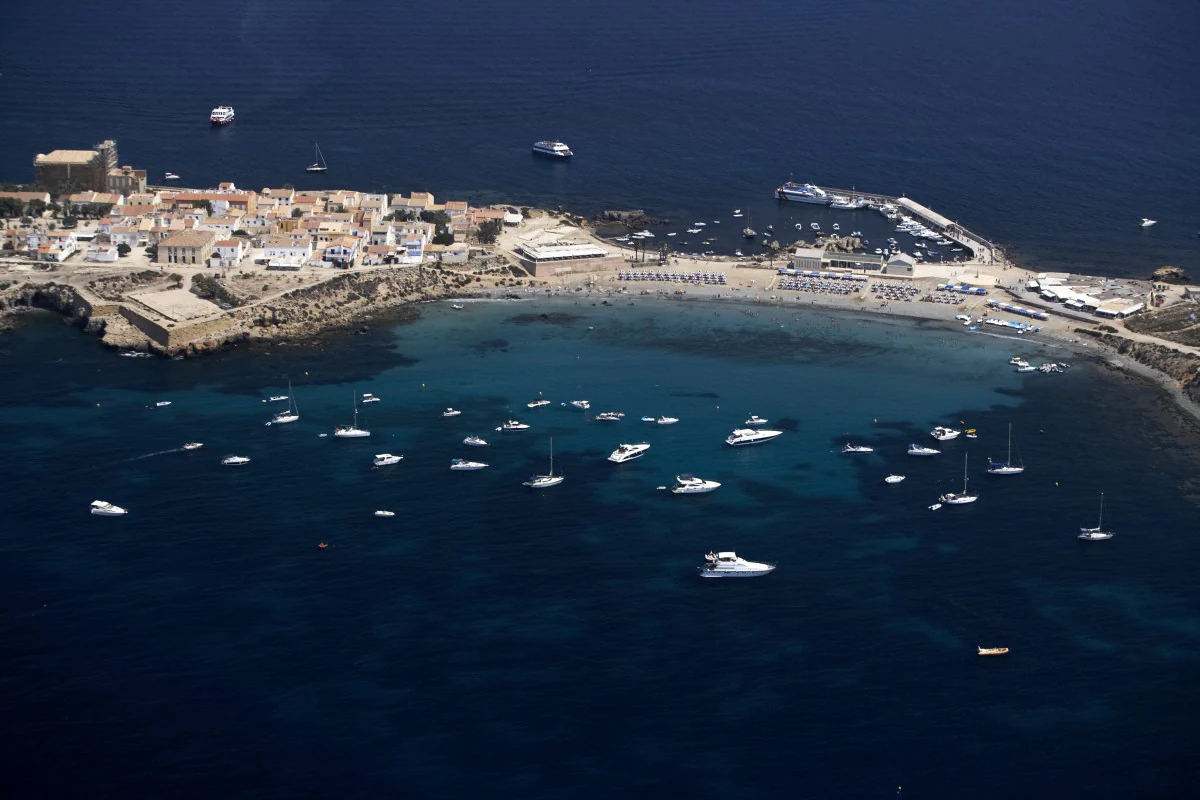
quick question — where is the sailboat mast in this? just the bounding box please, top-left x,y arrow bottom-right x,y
963,451 -> 969,493
1099,492 -> 1104,528
550,437 -> 554,475
1007,423 -> 1012,463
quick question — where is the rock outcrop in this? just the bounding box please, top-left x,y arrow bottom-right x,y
1078,328 -> 1200,406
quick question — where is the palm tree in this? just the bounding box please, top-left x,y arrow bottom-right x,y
658,242 -> 670,264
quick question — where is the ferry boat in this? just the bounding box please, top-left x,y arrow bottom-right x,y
698,551 -> 775,578
210,106 -> 235,125
532,140 -> 573,158
775,181 -> 830,204
725,428 -> 783,446
607,443 -> 650,463
977,646 -> 1009,656
90,500 -> 128,517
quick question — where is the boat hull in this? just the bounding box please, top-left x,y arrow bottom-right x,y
334,430 -> 370,438
698,565 -> 775,578
90,508 -> 127,516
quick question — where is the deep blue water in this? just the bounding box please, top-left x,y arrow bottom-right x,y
2,300 -> 1200,797
2,0 -> 1198,275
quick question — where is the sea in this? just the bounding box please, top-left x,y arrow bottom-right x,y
2,298 -> 1200,798
3,1 -> 1200,796
1,0 -> 1199,276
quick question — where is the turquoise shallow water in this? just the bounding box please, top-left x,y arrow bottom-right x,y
2,300 -> 1199,797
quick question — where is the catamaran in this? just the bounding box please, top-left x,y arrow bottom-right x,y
1078,493 -> 1114,540
987,423 -> 1024,475
523,437 -> 564,488
306,142 -> 328,173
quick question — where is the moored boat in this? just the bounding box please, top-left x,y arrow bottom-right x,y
221,454 -> 251,465
908,444 -> 940,456
697,551 -> 775,578
496,419 -> 530,432
463,435 -> 489,447
842,443 -> 874,453
607,442 -> 650,463
725,428 -> 782,446
373,453 -> 403,466
90,500 -> 128,516
450,458 -> 488,470
977,646 -> 1009,656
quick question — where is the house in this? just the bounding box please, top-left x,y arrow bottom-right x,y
109,226 -> 140,248
0,191 -> 52,213
198,215 -> 242,239
503,211 -> 523,226
261,234 -> 312,268
85,244 -> 120,262
260,187 -> 295,206
37,231 -> 78,262
444,200 -> 469,219
390,191 -> 437,218
211,239 -> 245,267
361,244 -> 396,266
323,235 -> 359,267
425,241 -> 468,264
107,165 -> 147,197
369,225 -> 395,246
157,229 -> 218,265
63,191 -> 125,212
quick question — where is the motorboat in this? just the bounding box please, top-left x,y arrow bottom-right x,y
496,419 -> 530,432
930,426 -> 961,441
569,400 -> 591,410
182,442 -> 204,451
928,503 -> 943,511
697,551 -> 775,578
90,500 -> 128,516
334,394 -> 370,438
527,399 -> 551,408
725,428 -> 783,446
977,646 -> 1009,656
532,140 -> 573,158
656,416 -> 679,425
361,393 -> 381,404
884,474 -> 906,484
670,474 -> 721,494
155,401 -> 172,407
221,455 -> 251,465
267,395 -> 288,402
908,444 -> 940,456
596,412 -> 625,422
775,181 -> 830,204
210,105 -> 235,125
442,408 -> 462,417
523,437 -> 564,488
1140,218 -> 1156,227
607,443 -> 650,463
1078,492 -> 1114,540
1016,365 -> 1037,373
463,435 -> 489,447
450,458 -> 488,470
965,428 -> 978,439
744,415 -> 769,426
373,453 -> 403,466
842,443 -> 874,453
374,510 -> 395,517
987,423 -> 1025,475
939,452 -> 978,505
267,379 -> 299,425
164,172 -> 180,181
450,303 -> 465,310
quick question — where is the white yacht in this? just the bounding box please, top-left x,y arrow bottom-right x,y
884,474 -> 906,484
670,474 -> 721,494
987,423 -> 1025,475
523,438 -> 564,488
267,380 -> 299,425
939,452 -> 978,505
90,500 -> 128,517
496,419 -> 530,432
532,140 -> 573,158
725,428 -> 782,446
527,399 -> 551,408
463,435 -> 489,447
569,400 -> 591,410
908,443 -> 940,456
607,443 -> 650,463
267,395 -> 288,402
374,510 -> 395,517
373,453 -> 403,466
775,181 -> 830,204
1078,493 -> 1114,540
842,443 -> 874,453
361,393 -> 381,404
596,411 -> 625,422
164,172 -> 180,181
442,408 -> 462,417
221,455 -> 251,465
182,442 -> 204,451
1140,218 -> 1156,227
334,395 -> 370,438
450,458 -> 488,471
155,401 -> 172,407
744,415 -> 769,426
656,416 -> 679,425
930,426 -> 962,441
697,551 -> 775,578
209,105 -> 235,125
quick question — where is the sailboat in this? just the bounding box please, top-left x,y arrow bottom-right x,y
523,437 -> 564,488
306,142 -> 328,173
939,451 -> 978,505
1078,493 -> 1114,540
267,379 -> 300,425
987,423 -> 1024,475
334,392 -> 370,438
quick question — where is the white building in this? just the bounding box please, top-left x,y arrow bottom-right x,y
85,244 -> 119,262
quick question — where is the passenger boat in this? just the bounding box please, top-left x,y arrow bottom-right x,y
725,428 -> 783,446
655,416 -> 679,425
842,443 -> 874,453
155,401 -> 172,407
1078,493 -> 1114,540
1141,218 -> 1156,227
607,443 -> 650,463
977,646 -> 1009,656
90,500 -> 128,517
532,140 -> 573,158
697,551 -> 775,578
210,105 -> 235,125
775,181 -> 830,204
360,393 -> 381,404
267,395 -> 288,402
569,400 -> 590,410
164,172 -> 180,181
373,453 -> 403,466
